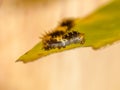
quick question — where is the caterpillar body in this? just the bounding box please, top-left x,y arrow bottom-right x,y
41,19 -> 85,50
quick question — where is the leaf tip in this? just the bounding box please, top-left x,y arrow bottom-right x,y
15,59 -> 26,63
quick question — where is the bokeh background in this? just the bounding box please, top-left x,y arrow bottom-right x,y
0,0 -> 120,90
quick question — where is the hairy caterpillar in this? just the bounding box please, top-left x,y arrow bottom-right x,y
41,19 -> 85,50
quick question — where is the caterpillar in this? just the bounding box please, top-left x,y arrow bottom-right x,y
41,19 -> 85,50
42,30 -> 85,50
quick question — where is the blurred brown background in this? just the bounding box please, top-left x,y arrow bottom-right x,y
0,0 -> 120,90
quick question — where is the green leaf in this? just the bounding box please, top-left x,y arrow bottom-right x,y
17,0 -> 120,63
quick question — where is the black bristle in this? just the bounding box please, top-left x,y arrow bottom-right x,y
49,30 -> 65,38
63,31 -> 80,40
